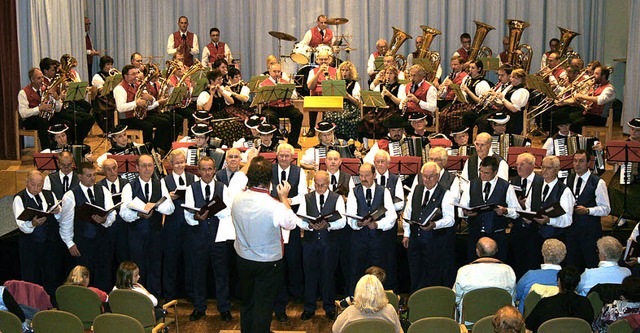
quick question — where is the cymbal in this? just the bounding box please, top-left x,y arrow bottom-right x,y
268,31 -> 297,42
326,17 -> 349,25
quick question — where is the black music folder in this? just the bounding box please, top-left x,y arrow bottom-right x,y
345,206 -> 387,222
128,196 -> 168,215
404,208 -> 442,226
453,202 -> 498,214
76,202 -> 122,221
17,201 -> 62,221
297,211 -> 342,225
516,202 -> 566,220
181,195 -> 227,217
333,184 -> 350,196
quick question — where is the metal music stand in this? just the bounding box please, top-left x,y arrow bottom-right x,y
33,153 -> 59,171
606,140 -> 640,225
445,155 -> 469,171
507,147 -> 547,168
112,155 -> 139,175
318,157 -> 361,175
389,156 -> 421,175
64,81 -> 89,144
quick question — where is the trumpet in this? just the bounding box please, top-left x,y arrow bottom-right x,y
108,68 -> 121,76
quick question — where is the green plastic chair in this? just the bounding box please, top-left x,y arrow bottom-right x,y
31,310 -> 84,333
588,290 -> 604,318
408,286 -> 456,322
471,315 -> 495,333
385,290 -> 400,312
461,287 -> 512,326
109,289 -> 177,333
0,310 -> 23,333
537,317 -> 592,333
407,317 -> 460,333
343,318 -> 396,333
92,313 -> 162,333
523,291 -> 542,319
607,319 -> 633,333
56,284 -> 103,329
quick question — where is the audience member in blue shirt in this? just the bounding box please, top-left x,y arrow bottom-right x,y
516,239 -> 565,312
577,236 -> 632,296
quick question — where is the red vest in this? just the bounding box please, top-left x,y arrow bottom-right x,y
587,81 -> 612,117
169,74 -> 190,89
118,81 -> 138,118
311,67 -> 337,96
22,85 -> 41,108
260,77 -> 292,107
173,31 -> 195,66
86,34 -> 93,65
309,28 -> 333,47
405,80 -> 433,115
206,42 -> 226,63
499,51 -> 508,64
445,71 -> 468,101
456,47 -> 469,63
146,81 -> 159,99
552,67 -> 566,81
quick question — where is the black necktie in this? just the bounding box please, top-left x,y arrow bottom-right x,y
182,34 -> 186,40
575,177 -> 583,198
178,176 -> 185,186
484,182 -> 491,202
331,174 -> 337,191
34,194 -> 43,209
319,194 -> 325,210
110,183 -> 117,194
542,184 -> 550,202
215,43 -> 219,49
320,30 -> 325,38
63,175 -> 69,192
144,183 -> 150,202
380,175 -> 386,187
205,184 -> 211,202
411,83 -> 418,94
130,83 -> 135,89
422,190 -> 431,208
281,170 -> 287,184
230,172 -> 235,180
521,178 -> 528,196
366,188 -> 372,207
87,188 -> 96,204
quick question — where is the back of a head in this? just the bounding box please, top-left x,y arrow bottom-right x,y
476,237 -> 498,258
364,266 -> 387,284
115,261 -> 138,289
65,265 -> 90,286
621,276 -> 640,302
541,239 -> 567,265
354,274 -> 388,314
246,156 -> 272,188
558,266 -> 581,292
597,236 -> 624,262
492,305 -> 524,333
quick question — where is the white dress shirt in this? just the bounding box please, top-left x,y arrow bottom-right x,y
507,87 -> 530,111
43,171 -> 75,192
92,73 -> 106,90
376,170 -> 405,211
166,31 -> 200,56
196,90 -> 233,108
12,190 -> 60,234
113,84 -> 159,114
524,178 -> 575,228
403,186 -> 455,237
277,164 -> 308,206
119,178 -> 175,222
567,170 -> 611,217
296,191 -> 346,231
59,183 -> 116,248
183,179 -> 231,229
345,183 -> 398,231
461,151 -> 509,181
398,80 -> 437,112
300,27 -> 335,46
18,86 -> 62,119
201,42 -> 233,68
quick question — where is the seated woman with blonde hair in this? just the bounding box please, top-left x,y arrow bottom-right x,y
65,265 -> 108,303
332,274 -> 403,333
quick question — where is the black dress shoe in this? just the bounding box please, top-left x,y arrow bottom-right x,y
220,311 -> 232,322
325,310 -> 337,320
275,312 -> 289,322
300,311 -> 315,320
189,309 -> 206,321
305,129 -> 316,137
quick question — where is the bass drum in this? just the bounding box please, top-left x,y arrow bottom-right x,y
294,65 -> 316,97
291,43 -> 312,65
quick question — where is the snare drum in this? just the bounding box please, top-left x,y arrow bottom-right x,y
314,45 -> 333,60
290,43 -> 312,65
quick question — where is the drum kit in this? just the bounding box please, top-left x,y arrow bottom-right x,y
268,17 -> 355,67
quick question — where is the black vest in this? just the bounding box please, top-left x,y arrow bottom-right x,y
353,184 -> 385,236
72,185 -> 106,239
537,180 -> 568,239
271,164 -> 301,198
48,171 -> 79,200
467,154 -> 504,181
379,172 -> 399,197
164,171 -> 196,222
566,173 -> 601,226
468,178 -> 510,233
15,190 -> 59,243
409,184 -> 446,237
303,191 -> 340,242
215,169 -> 236,187
191,180 -> 225,236
509,174 -> 544,229
130,177 -> 163,228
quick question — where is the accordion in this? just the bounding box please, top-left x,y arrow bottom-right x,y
494,134 -> 528,160
620,162 -> 639,185
401,137 -> 428,165
554,135 -> 604,172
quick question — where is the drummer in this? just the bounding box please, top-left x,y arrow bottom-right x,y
304,50 -> 337,138
300,15 -> 335,60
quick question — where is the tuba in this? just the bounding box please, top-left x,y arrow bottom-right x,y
468,20 -> 495,62
386,26 -> 413,71
157,59 -> 181,112
505,19 -> 533,73
415,25 -> 442,82
557,27 -> 580,58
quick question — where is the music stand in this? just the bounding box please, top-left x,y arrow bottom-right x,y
321,80 -> 347,97
447,83 -> 467,103
374,57 -> 385,72
247,75 -> 268,92
412,58 -> 433,73
479,57 -> 500,71
167,86 -> 188,139
33,153 -> 59,171
557,155 -> 575,171
101,75 -> 123,97
171,142 -> 192,150
65,81 -> 89,145
389,156 -> 421,175
191,78 -> 208,97
318,157 -> 361,175
259,152 -> 298,165
112,155 -> 140,175
606,140 -> 640,225
445,155 -> 468,171
507,147 -> 547,168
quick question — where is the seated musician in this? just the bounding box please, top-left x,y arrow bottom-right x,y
475,65 -> 513,133
495,68 -> 529,135
369,55 -> 405,90
185,123 -> 225,169
58,54 -> 95,145
461,132 -> 509,181
399,65 -> 437,126
363,114 -> 407,164
143,64 -> 182,142
608,118 -> 640,228
212,58 -> 230,85
189,123 -> 216,150
18,67 -> 65,150
301,121 -> 341,170
407,35 -> 443,86
96,125 -> 140,168
256,123 -> 280,153
233,114 -> 265,149
361,65 -> 404,142
197,69 -> 245,147
179,110 -> 213,142
262,55 -> 290,82
321,61 -> 361,141
449,126 -> 472,154
225,67 -> 251,110
566,65 -> 616,134
259,62 -> 302,148
366,39 -> 388,84
91,56 -> 117,133
306,50 -> 338,137
167,52 -> 196,127
542,111 -> 578,156
406,112 -> 432,142
437,55 -> 468,111
41,123 -> 92,161
541,51 -> 567,89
